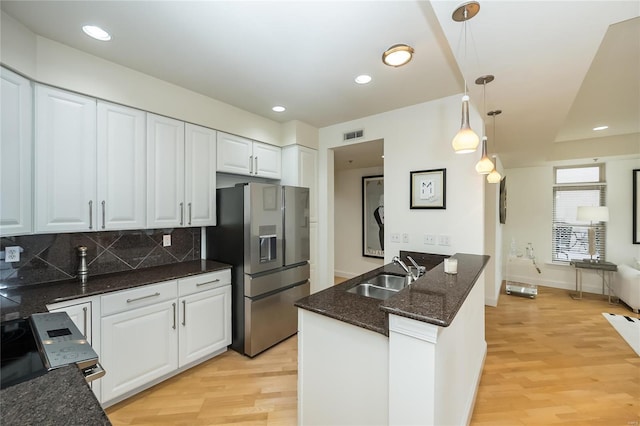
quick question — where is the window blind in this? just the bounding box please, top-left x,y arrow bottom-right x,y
551,185 -> 606,262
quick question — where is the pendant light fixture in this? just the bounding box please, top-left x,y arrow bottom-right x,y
486,109 -> 502,184
474,75 -> 494,174
451,1 -> 481,154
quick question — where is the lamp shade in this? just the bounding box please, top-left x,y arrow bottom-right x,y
576,206 -> 609,222
452,95 -> 479,153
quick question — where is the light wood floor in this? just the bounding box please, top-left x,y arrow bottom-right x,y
106,285 -> 640,425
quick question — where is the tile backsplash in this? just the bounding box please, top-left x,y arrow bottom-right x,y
0,228 -> 201,288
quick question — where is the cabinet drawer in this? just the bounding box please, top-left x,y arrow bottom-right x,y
178,270 -> 231,297
102,281 -> 177,316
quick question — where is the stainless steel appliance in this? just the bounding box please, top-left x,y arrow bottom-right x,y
207,183 -> 310,357
1,312 -> 105,389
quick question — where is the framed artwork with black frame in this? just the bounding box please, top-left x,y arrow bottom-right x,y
499,176 -> 507,224
633,169 -> 639,244
410,168 -> 446,209
362,175 -> 384,258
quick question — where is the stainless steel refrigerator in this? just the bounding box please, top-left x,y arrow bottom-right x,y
207,183 -> 310,357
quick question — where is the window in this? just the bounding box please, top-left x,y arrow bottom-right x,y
552,165 -> 606,262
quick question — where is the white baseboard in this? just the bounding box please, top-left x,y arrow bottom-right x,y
506,273 -> 603,295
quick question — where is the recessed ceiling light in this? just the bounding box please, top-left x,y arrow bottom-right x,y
592,125 -> 608,131
355,75 -> 372,84
82,25 -> 111,41
382,44 -> 414,67
272,106 -> 286,113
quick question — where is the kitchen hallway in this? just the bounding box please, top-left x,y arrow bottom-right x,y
106,285 -> 639,425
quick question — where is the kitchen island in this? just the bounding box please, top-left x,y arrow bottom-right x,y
295,252 -> 489,426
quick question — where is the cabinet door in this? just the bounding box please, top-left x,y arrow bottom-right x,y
35,85 -> 97,233
216,132 -> 252,176
178,285 -> 231,367
101,300 -> 178,403
185,124 -> 216,227
97,101 -> 146,230
49,301 -> 92,344
253,142 -> 281,179
147,113 -> 185,228
0,68 -> 32,236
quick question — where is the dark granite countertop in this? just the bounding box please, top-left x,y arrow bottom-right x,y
0,366 -> 111,426
295,253 -> 489,335
0,260 -> 231,321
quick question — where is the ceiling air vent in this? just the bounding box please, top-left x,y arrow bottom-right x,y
343,129 -> 364,141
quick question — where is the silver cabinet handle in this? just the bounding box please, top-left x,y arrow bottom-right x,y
180,202 -> 184,226
126,292 -> 160,303
88,200 -> 93,230
182,300 -> 186,326
249,155 -> 254,174
196,279 -> 220,287
101,201 -> 106,229
188,203 -> 192,225
172,302 -> 176,330
255,156 -> 258,175
82,307 -> 88,339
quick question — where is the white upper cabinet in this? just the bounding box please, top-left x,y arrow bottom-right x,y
147,113 -> 185,228
217,132 -> 281,179
253,142 -> 282,179
0,68 -> 32,236
216,132 -> 252,175
35,85 -> 97,233
97,101 -> 146,230
185,124 -> 216,227
281,145 -> 318,222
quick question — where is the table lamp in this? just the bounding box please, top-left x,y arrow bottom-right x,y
576,206 -> 609,262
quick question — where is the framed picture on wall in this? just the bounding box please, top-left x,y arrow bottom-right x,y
499,176 -> 507,224
410,169 -> 446,209
634,169 -> 639,244
362,175 -> 384,258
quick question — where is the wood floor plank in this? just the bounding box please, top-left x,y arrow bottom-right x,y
106,284 -> 640,425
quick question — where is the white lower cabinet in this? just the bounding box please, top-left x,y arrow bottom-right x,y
48,300 -> 93,343
178,285 -> 231,367
99,270 -> 231,405
101,299 -> 178,403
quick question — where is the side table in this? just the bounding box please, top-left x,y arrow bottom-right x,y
569,260 -> 618,301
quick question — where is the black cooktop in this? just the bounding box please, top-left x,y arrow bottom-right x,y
1,318 -> 47,389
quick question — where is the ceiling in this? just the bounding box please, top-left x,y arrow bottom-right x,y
1,1 -> 638,169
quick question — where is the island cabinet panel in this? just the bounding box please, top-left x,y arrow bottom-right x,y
297,309 -> 389,425
388,274 -> 487,426
0,67 -> 32,236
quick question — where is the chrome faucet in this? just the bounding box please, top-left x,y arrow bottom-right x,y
407,256 -> 426,277
392,256 -> 418,282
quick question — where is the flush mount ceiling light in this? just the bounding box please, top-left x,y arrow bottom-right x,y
486,109 -> 502,184
82,25 -> 111,41
272,106 -> 286,113
593,125 -> 609,131
475,75 -> 495,174
355,75 -> 372,84
451,1 -> 481,154
382,44 -> 414,67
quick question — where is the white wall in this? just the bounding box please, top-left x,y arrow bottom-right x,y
0,12 -> 283,146
484,156 -> 504,307
334,166 -> 385,278
317,95 -> 486,293
503,157 -> 640,294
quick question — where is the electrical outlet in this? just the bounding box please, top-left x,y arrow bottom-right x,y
438,235 -> 451,246
5,246 -> 20,263
163,235 -> 172,247
424,234 -> 435,245
391,233 -> 400,243
402,233 -> 409,243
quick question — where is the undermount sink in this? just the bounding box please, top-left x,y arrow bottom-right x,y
366,273 -> 408,291
346,273 -> 409,300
